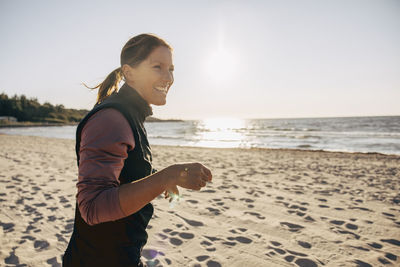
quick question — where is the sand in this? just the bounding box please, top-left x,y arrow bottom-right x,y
0,134 -> 399,267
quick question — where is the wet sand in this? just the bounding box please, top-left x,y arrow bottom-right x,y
0,134 -> 399,266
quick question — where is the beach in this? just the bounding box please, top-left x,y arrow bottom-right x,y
0,134 -> 399,267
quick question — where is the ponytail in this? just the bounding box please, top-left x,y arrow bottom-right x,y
84,67 -> 123,105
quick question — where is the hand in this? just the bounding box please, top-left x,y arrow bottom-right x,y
169,162 -> 213,191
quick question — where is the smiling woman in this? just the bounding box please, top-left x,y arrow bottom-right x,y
63,33 -> 213,267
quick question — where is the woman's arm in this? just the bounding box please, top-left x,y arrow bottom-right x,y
77,108 -> 135,225
78,108 -> 212,224
118,163 -> 212,216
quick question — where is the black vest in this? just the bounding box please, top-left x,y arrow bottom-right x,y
63,84 -> 154,267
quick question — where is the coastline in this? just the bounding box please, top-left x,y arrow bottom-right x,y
1,134 -> 399,266
0,117 -> 182,128
1,131 -> 400,158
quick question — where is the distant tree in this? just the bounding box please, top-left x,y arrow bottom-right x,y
0,92 -> 88,124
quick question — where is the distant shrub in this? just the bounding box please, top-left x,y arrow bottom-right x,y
0,92 -> 89,124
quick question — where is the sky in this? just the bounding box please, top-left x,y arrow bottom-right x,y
0,0 -> 399,120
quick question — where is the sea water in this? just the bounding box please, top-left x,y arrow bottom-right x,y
1,116 -> 399,155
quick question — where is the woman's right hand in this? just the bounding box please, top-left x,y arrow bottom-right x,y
166,163 -> 212,192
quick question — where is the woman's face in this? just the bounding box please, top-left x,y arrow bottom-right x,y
123,46 -> 174,106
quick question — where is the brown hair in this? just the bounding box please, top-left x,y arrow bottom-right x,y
86,33 -> 172,104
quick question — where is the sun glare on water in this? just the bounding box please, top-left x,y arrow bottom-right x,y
202,117 -> 245,131
195,117 -> 247,148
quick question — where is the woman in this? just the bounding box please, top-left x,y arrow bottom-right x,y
63,33 -> 213,267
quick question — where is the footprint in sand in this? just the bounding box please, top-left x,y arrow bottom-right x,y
196,255 -> 210,262
244,211 -> 265,220
142,248 -> 165,260
354,259 -> 372,267
201,236 -> 221,252
0,221 -> 15,233
164,230 -> 195,246
385,252 -> 397,261
47,257 -> 61,267
280,222 -> 305,233
333,229 -> 360,240
206,207 -> 221,216
270,241 -> 282,246
175,214 -> 204,227
345,223 -> 358,230
34,240 -> 50,250
186,199 -> 199,204
294,258 -> 318,267
380,239 -> 400,247
297,241 -> 312,249
201,189 -> 216,193
178,232 -> 194,239
206,260 -> 222,267
350,245 -> 370,252
287,203 -> 308,218
56,233 -> 68,243
169,237 -> 183,246
231,236 -> 252,244
5,247 -> 20,266
382,212 -> 396,221
239,198 -> 255,203
267,242 -> 319,267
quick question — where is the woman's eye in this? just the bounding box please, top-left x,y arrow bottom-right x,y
153,65 -> 161,69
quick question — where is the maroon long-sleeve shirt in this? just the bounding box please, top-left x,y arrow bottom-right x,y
76,108 -> 135,225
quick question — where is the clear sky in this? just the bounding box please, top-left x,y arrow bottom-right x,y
1,0 -> 399,119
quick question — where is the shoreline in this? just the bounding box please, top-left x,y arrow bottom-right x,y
0,117 -> 183,128
1,132 -> 399,158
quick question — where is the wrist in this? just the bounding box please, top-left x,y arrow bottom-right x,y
164,164 -> 179,188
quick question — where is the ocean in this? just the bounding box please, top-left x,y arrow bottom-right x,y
1,116 -> 399,155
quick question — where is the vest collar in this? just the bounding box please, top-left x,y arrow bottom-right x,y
119,83 -> 153,121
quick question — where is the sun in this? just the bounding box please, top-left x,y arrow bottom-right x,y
204,48 -> 237,83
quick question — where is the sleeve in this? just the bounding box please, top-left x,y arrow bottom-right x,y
76,108 -> 135,226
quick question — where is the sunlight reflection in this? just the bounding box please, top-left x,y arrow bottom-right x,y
194,118 -> 247,148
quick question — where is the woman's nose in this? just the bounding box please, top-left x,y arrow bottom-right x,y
164,71 -> 174,83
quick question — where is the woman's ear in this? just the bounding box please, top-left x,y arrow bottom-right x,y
122,64 -> 133,81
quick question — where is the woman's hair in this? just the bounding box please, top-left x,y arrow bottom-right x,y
86,33 -> 172,104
